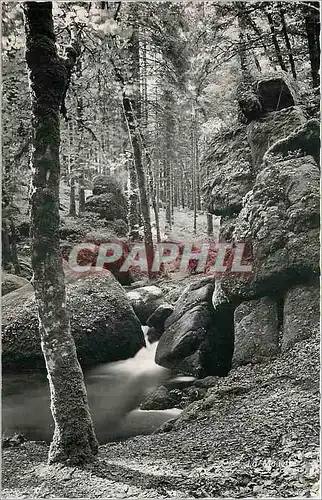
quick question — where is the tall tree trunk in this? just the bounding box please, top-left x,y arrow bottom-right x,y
128,161 -> 141,240
191,107 -> 198,235
304,2 -> 320,88
164,89 -> 174,232
69,177 -> 77,216
68,121 -> 76,216
123,95 -> 154,263
24,1 -> 98,465
125,24 -> 154,261
180,164 -> 185,209
237,3 -> 253,79
265,9 -> 288,72
2,219 -> 13,271
279,7 -> 297,80
140,137 -> 161,242
76,60 -> 85,215
9,217 -> 21,275
207,213 -> 214,238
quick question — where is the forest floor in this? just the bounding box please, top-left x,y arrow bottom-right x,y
2,327 -> 320,498
4,192 -> 319,497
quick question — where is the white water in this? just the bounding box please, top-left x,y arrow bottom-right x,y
2,329 -> 182,443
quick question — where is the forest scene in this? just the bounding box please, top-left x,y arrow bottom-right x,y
1,0 -> 320,498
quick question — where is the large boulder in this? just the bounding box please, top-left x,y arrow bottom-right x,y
85,193 -> 127,223
233,297 -> 280,367
247,106 -> 306,170
238,73 -> 298,122
140,385 -> 175,410
146,303 -> 174,331
250,155 -> 319,283
255,74 -> 297,112
92,174 -> 124,196
264,118 -> 320,165
156,278 -> 234,377
281,282 -> 319,352
201,124 -> 253,216
221,155 -> 320,301
2,273 -> 145,372
1,272 -> 29,296
126,286 -> 170,325
84,175 -> 128,224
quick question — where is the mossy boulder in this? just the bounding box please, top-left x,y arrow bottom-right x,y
156,278 -> 234,377
255,74 -> 297,112
2,273 -> 145,373
247,106 -> 306,170
264,119 -> 320,165
85,193 -> 127,223
220,155 -> 319,301
238,73 -> 298,122
282,282 -> 319,352
1,272 -> 29,296
202,124 -> 253,216
126,286 -> 168,325
233,297 -> 280,367
92,174 -> 124,196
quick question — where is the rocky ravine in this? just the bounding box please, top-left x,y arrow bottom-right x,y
2,327 -> 319,498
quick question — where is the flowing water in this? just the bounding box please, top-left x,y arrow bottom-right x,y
2,331 -> 182,443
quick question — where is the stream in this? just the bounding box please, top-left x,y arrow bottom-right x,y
2,329 -> 182,443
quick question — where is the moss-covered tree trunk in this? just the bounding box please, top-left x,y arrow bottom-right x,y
24,2 -> 98,465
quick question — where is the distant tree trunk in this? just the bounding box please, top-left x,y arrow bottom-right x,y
118,24 -> 154,266
2,219 -> 13,271
9,218 -> 21,275
140,138 -> 161,242
24,1 -> 98,465
265,9 -> 288,72
207,213 -> 214,238
304,2 -> 320,88
68,121 -> 76,216
128,162 -> 141,240
246,13 -> 277,69
180,163 -> 185,209
69,177 -> 77,216
279,7 -> 297,80
76,60 -> 85,216
141,30 -> 148,131
123,95 -> 154,261
237,4 -> 253,79
78,173 -> 86,215
191,106 -> 198,235
164,89 -> 174,232
170,167 -> 175,224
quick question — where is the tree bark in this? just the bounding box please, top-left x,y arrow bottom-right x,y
164,89 -> 174,232
304,2 -> 320,88
207,213 -> 214,238
2,219 -> 13,271
279,7 -> 297,80
68,121 -> 76,216
123,24 -> 154,262
75,60 -> 86,215
9,217 -> 21,275
24,1 -> 98,465
237,3 -> 253,79
265,9 -> 288,72
122,95 -> 154,263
